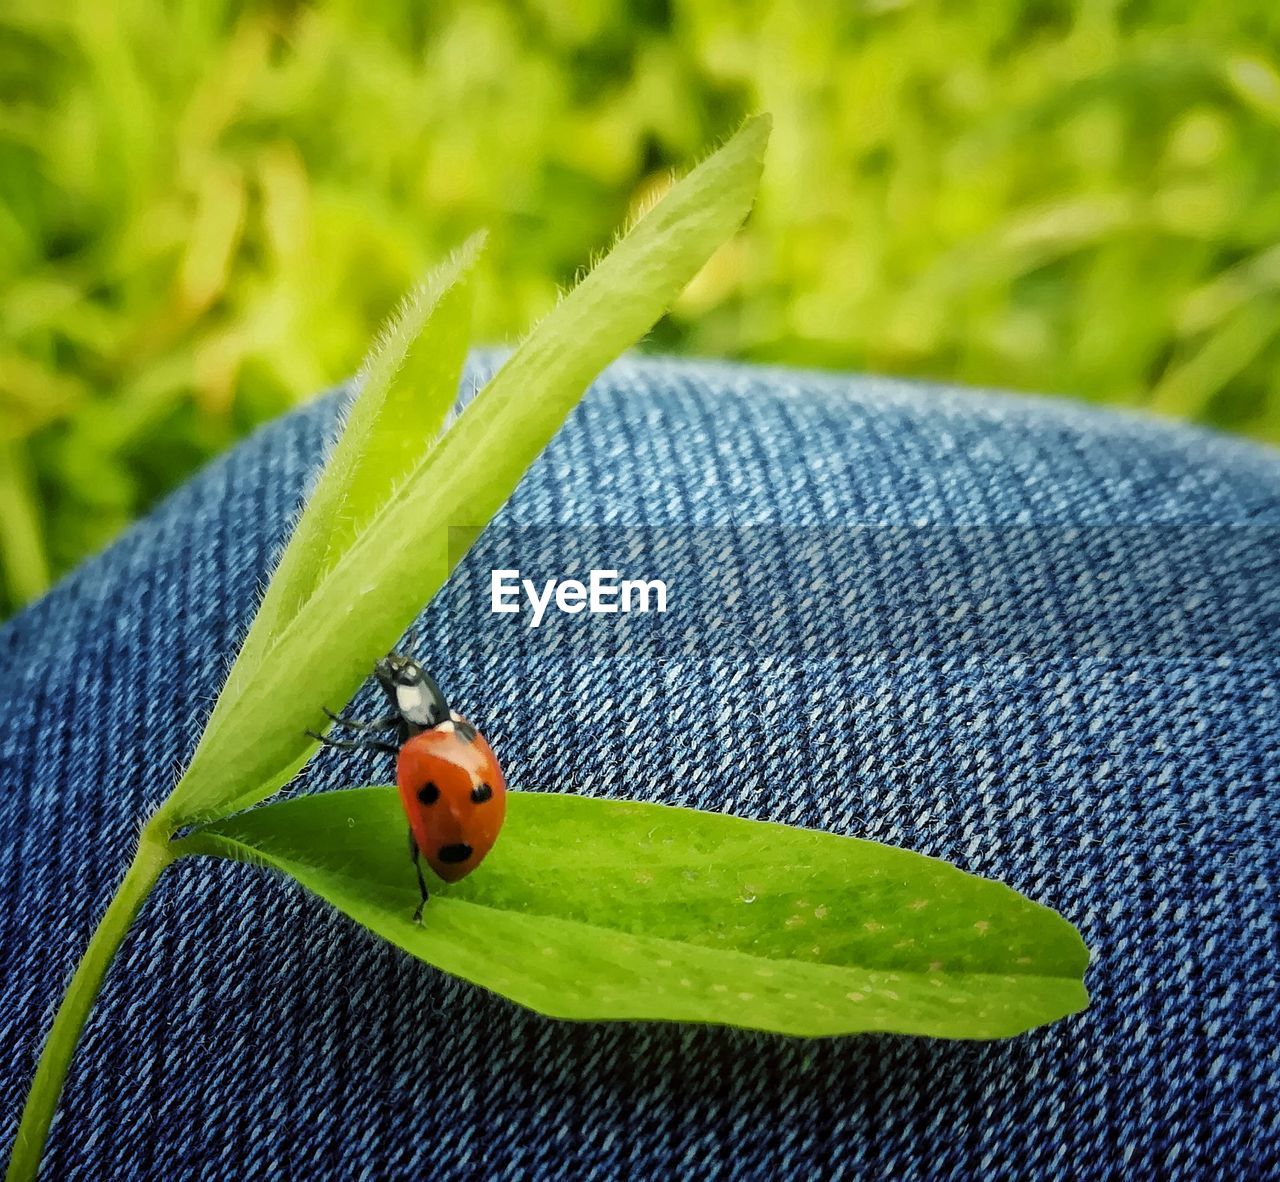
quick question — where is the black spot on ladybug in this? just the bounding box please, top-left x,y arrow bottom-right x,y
438,843 -> 473,864
471,782 -> 493,804
454,721 -> 478,743
417,782 -> 440,805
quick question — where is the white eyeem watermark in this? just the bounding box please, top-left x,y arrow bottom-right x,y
491,569 -> 668,628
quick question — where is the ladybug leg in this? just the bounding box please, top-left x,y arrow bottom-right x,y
305,730 -> 400,757
324,707 -> 399,731
409,831 -> 430,923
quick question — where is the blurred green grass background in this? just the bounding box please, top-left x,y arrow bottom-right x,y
3,1 -> 1280,617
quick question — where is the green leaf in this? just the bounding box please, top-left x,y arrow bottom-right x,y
193,236 -> 483,762
404,116 -> 772,532
162,117 -> 770,827
187,787 -> 1089,1039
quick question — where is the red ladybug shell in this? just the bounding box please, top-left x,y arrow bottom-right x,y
396,717 -> 506,883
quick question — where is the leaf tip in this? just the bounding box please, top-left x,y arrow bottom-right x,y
454,227 -> 489,267
741,111 -> 773,141
729,112 -> 773,167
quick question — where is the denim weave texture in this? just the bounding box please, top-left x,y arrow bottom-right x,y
1,355 -> 1277,1179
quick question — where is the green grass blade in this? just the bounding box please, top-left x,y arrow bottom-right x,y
0,440 -> 52,608
162,117 -> 769,826
185,788 -> 1090,1039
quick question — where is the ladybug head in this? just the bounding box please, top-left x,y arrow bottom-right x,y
375,652 -> 450,730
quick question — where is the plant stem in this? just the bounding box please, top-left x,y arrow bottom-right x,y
5,819 -> 176,1182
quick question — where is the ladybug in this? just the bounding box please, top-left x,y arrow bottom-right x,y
309,652 -> 507,921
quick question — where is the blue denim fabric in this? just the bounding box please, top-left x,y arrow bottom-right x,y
1,356 -> 1277,1179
